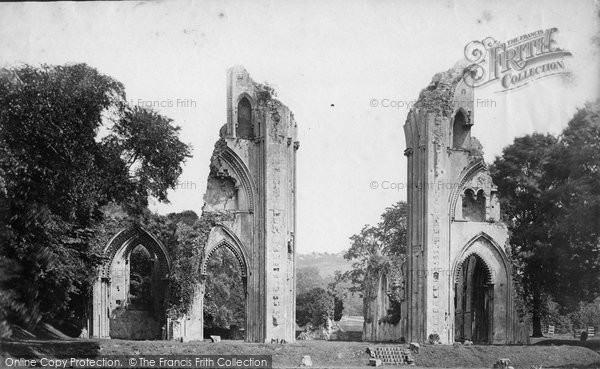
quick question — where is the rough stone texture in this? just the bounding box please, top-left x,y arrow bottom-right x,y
362,270 -> 405,342
91,67 -> 298,343
91,227 -> 170,339
109,309 -> 162,340
175,66 -> 299,343
399,66 -> 528,344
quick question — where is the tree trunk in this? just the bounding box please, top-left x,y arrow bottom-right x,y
531,289 -> 543,337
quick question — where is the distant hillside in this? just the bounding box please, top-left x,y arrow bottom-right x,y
296,251 -> 363,316
297,252 -> 352,277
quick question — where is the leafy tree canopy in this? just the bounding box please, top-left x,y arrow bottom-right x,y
0,63 -> 191,335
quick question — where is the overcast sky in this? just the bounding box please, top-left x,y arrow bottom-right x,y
1,0 -> 598,254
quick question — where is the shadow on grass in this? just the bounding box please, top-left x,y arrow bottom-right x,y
0,339 -> 101,358
549,364 -> 600,369
533,339 -> 600,353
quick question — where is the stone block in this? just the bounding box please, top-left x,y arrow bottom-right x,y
369,358 -> 382,367
300,355 -> 312,367
409,342 -> 420,354
493,359 -> 512,369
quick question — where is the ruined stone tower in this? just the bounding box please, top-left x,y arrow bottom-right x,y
176,66 -> 299,342
402,66 -> 527,344
90,67 -> 298,343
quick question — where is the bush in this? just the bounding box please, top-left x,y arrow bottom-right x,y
296,288 -> 334,327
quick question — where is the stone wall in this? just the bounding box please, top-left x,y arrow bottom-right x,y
176,66 -> 299,343
109,308 -> 162,340
402,64 -> 527,344
91,227 -> 170,339
362,272 -> 406,342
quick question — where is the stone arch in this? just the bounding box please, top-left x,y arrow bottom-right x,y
92,226 -> 170,339
451,232 -> 513,344
201,240 -> 248,279
235,93 -> 255,139
200,223 -> 249,278
215,146 -> 256,213
452,232 -> 511,285
462,188 -> 486,222
194,224 -> 249,340
448,159 -> 487,220
454,250 -> 494,285
101,226 -> 170,278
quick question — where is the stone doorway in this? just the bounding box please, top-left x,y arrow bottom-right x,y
202,246 -> 248,340
454,254 -> 493,344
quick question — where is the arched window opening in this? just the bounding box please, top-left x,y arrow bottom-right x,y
204,247 -> 246,340
128,245 -> 155,310
237,97 -> 254,139
453,111 -> 471,149
462,189 -> 486,222
108,240 -> 166,340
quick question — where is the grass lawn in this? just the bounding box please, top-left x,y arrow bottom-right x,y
3,338 -> 600,368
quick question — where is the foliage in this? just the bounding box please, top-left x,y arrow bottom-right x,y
333,296 -> 344,322
339,201 -> 407,325
153,211 -> 231,319
326,270 -> 357,319
544,101 -> 600,309
342,201 -> 407,295
103,106 -> 191,211
203,247 -> 245,328
297,266 -> 325,295
296,287 -> 334,328
254,82 -> 277,103
0,63 -> 190,333
490,133 -> 559,336
491,100 -> 600,336
569,297 -> 600,329
128,246 -> 153,308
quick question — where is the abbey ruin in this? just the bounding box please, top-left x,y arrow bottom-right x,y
364,66 -> 528,345
90,65 -> 527,345
91,66 -> 299,343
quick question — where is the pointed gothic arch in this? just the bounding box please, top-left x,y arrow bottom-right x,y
448,159 -> 487,220
92,226 -> 170,339
213,146 -> 257,213
200,224 -> 249,278
235,93 -> 255,139
451,232 -> 513,344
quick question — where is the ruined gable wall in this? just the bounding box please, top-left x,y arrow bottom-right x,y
177,66 -> 298,343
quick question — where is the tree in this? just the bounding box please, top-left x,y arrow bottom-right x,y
343,201 -> 407,295
570,297 -> 600,329
203,247 -> 245,329
296,288 -> 334,328
491,102 -> 600,336
103,106 -> 191,211
297,266 -> 325,295
544,101 -> 600,310
490,133 -> 559,337
333,296 -> 344,322
0,64 -> 191,334
341,201 -> 407,327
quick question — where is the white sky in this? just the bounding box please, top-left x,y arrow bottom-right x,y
1,0 -> 598,253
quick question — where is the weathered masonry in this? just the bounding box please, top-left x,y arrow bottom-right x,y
91,226 -> 170,340
91,66 -> 299,343
403,67 -> 527,344
364,66 -> 528,344
178,66 -> 299,343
